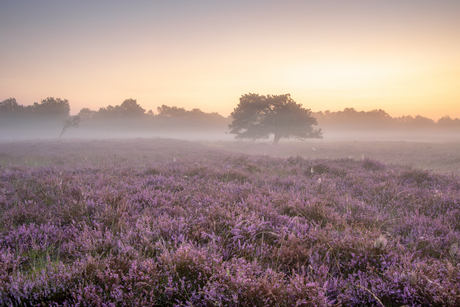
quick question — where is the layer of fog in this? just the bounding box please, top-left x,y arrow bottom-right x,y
1,118 -> 459,143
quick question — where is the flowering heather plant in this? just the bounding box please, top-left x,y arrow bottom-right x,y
0,139 -> 459,306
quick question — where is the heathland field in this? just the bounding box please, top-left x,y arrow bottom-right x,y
1,139 -> 459,306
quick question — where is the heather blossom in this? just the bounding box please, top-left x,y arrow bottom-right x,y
0,139 -> 459,306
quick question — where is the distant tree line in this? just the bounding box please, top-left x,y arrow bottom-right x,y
312,108 -> 460,131
75,99 -> 228,131
0,97 -> 228,121
1,96 -> 460,140
0,97 -> 230,139
0,97 -> 70,119
0,97 -> 227,122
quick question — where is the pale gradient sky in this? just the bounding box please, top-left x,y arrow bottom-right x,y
1,0 -> 459,119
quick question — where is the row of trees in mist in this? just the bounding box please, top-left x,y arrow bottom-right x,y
0,97 -> 226,122
0,97 -> 71,119
0,97 -> 230,139
313,108 -> 460,130
1,96 -> 460,140
79,100 -> 225,123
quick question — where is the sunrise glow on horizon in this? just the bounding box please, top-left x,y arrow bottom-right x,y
1,0 -> 459,120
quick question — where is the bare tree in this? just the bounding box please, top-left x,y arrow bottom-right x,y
59,115 -> 81,138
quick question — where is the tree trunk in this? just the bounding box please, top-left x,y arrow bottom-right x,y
59,128 -> 65,139
273,134 -> 281,145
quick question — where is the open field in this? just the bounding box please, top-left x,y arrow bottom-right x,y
203,140 -> 460,175
2,139 -> 460,175
1,139 -> 460,306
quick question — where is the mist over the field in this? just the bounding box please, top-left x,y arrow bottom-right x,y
1,97 -> 460,142
1,97 -> 460,305
2,0 -> 460,304
2,117 -> 460,143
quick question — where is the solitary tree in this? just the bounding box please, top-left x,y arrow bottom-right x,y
229,93 -> 322,145
59,115 -> 81,138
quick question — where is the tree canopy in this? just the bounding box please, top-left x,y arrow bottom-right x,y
0,97 -> 20,113
96,98 -> 146,118
229,93 -> 322,145
120,98 -> 145,116
33,97 -> 70,118
0,97 -> 70,119
157,105 -> 188,118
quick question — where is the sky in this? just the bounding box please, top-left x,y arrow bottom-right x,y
1,0 -> 460,119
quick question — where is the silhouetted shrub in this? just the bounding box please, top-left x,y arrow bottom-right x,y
362,158 -> 386,171
144,167 -> 161,176
400,169 -> 433,185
